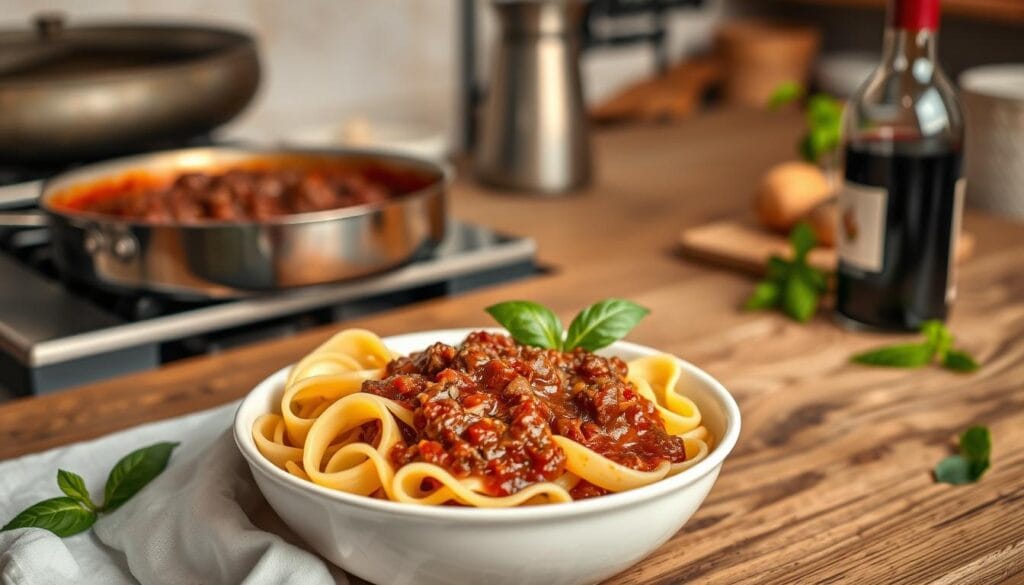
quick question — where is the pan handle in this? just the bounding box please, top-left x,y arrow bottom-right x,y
0,211 -> 47,228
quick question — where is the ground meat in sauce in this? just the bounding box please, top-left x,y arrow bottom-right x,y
360,331 -> 687,498
67,168 -> 391,222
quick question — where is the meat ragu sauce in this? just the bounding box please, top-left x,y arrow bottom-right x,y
55,166 -> 399,223
362,331 -> 687,499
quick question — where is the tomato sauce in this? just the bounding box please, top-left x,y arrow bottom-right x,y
52,166 -> 395,223
362,331 -> 687,499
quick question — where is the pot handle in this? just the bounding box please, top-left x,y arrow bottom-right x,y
0,211 -> 47,228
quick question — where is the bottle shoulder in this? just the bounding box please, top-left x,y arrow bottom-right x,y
845,62 -> 964,145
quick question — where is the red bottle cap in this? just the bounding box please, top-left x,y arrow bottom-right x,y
891,0 -> 940,30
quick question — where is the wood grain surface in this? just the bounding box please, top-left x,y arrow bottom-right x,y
679,219 -> 976,277
1,109 -> 1022,584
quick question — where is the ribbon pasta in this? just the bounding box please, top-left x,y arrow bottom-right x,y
253,329 -> 712,507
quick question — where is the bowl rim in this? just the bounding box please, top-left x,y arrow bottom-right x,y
233,328 -> 742,522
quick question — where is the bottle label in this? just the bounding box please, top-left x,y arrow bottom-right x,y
946,178 -> 966,302
838,180 -> 888,273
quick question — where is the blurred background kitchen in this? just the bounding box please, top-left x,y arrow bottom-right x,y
0,0 -> 1021,399
5,0 -> 1020,151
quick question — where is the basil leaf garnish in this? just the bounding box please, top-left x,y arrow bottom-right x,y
103,442 -> 179,512
1,497 -> 96,537
57,469 -> 96,511
485,301 -> 564,350
485,299 -> 650,351
564,299 -> 650,352
851,343 -> 935,368
935,426 -> 991,485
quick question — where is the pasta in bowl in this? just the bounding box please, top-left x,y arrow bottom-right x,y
234,328 -> 740,585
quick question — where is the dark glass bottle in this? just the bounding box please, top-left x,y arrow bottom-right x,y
835,0 -> 965,331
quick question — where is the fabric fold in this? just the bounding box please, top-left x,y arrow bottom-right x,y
0,402 -> 347,585
93,431 -> 344,585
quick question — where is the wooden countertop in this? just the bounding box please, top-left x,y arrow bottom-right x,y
2,109 -> 1023,584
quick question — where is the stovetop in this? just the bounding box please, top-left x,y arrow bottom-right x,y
0,152 -> 538,396
0,219 -> 537,396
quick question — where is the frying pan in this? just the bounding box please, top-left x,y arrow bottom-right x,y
0,15 -> 260,163
0,148 -> 449,299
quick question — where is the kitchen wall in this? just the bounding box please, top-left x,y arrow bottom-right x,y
738,1 -> 1024,79
8,0 -> 1013,149
4,1 -> 458,141
2,0 -> 724,147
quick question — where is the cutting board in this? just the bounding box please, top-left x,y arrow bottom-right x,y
679,219 -> 975,276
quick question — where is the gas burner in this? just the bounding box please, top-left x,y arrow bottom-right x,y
0,135 -> 539,395
0,221 -> 537,396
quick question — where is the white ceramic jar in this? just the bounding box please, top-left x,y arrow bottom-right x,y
960,64 -> 1024,219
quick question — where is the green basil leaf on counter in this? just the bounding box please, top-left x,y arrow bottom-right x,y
768,84 -> 843,163
744,281 -> 781,310
744,222 -> 828,323
959,426 -> 991,469
922,320 -> 954,359
793,263 -> 828,293
767,81 -> 804,109
782,272 -> 819,322
851,321 -> 980,373
798,135 -> 816,163
1,497 -> 96,537
103,442 -> 179,512
851,343 -> 935,368
934,456 -> 974,485
766,256 -> 790,282
789,222 -> 817,263
935,425 -> 991,485
564,299 -> 650,352
942,349 -> 980,373
57,470 -> 96,511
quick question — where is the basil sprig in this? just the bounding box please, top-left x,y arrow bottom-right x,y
767,82 -> 843,165
103,441 -> 178,512
1,497 -> 97,537
745,222 -> 828,322
484,301 -> 564,350
486,299 -> 649,351
852,320 -> 980,373
935,426 -> 991,485
2,442 -> 178,537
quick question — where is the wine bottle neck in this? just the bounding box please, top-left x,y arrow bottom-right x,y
881,27 -> 938,69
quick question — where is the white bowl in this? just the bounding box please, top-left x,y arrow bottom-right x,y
233,329 -> 741,585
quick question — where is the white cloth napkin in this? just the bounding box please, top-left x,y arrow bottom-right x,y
0,402 -> 348,585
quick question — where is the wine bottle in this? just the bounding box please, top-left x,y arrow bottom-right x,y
835,0 -> 965,331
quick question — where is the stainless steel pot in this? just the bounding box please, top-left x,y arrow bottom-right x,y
473,0 -> 591,194
0,148 -> 448,299
0,15 -> 260,163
